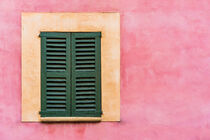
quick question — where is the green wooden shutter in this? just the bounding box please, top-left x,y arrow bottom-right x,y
71,32 -> 102,117
40,32 -> 71,117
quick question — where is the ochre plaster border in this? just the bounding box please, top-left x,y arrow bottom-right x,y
21,13 -> 120,122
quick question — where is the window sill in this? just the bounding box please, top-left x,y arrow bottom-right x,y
40,117 -> 102,122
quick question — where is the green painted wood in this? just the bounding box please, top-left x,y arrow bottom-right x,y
40,32 -> 71,117
46,96 -> 66,99
40,32 -> 101,118
76,52 -> 95,55
46,57 -> 66,60
47,44 -> 66,47
46,92 -> 66,95
47,39 -> 66,43
71,32 -> 102,117
76,44 -> 96,47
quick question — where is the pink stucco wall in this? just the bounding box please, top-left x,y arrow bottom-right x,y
0,0 -> 210,139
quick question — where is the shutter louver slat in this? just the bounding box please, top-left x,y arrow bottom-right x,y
46,93 -> 66,95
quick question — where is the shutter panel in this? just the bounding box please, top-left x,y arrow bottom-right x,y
40,32 -> 71,117
71,32 -> 102,117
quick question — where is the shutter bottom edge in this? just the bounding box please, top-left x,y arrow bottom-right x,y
72,111 -> 102,117
40,111 -> 70,117
40,117 -> 101,122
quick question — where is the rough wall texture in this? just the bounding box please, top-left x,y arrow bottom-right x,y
0,0 -> 210,140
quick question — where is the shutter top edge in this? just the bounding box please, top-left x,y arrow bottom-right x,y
39,32 -> 46,37
39,32 -> 102,37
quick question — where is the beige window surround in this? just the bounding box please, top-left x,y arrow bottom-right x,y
21,13 -> 120,122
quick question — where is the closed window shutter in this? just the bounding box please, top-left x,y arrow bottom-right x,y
71,32 -> 102,117
40,32 -> 71,117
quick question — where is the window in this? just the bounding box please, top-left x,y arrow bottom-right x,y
22,13 -> 120,122
39,32 -> 102,117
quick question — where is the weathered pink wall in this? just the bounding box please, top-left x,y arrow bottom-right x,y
0,0 -> 210,139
